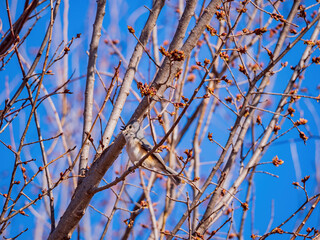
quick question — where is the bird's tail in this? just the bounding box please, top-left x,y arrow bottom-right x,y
164,166 -> 181,185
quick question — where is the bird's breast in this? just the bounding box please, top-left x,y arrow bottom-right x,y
126,139 -> 155,168
126,139 -> 144,163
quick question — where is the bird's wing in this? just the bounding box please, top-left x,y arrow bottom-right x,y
139,138 -> 167,169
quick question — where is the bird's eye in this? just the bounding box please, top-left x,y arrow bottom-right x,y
129,125 -> 132,129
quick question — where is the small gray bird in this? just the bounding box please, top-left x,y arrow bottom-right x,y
121,120 -> 181,185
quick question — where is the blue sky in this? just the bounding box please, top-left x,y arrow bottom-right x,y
0,0 -> 319,239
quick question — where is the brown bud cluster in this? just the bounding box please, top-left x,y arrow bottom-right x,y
104,38 -> 119,45
290,28 -> 297,34
271,13 -> 284,22
273,125 -> 281,134
187,73 -> 196,82
298,5 -> 306,19
225,96 -> 232,104
124,218 -> 134,228
206,25 -> 217,36
140,200 -> 148,208
241,202 -> 249,211
208,132 -> 214,143
292,181 -> 300,187
253,27 -> 267,35
127,26 -> 135,34
248,63 -> 261,72
243,109 -> 249,117
215,10 -> 226,21
256,115 -> 262,125
236,7 -> 247,13
272,228 -> 284,234
312,56 -> 320,64
299,131 -> 308,143
219,52 -> 229,62
64,46 -> 70,54
238,46 -> 247,54
175,69 -> 183,79
184,149 -> 193,158
137,82 -> 157,97
289,89 -> 300,103
304,40 -> 315,46
239,65 -> 246,75
204,58 -> 210,66
159,47 -> 185,62
173,102 -> 185,108
171,49 -> 185,61
287,107 -> 295,117
221,75 -> 232,85
272,156 -> 284,167
301,175 -> 310,183
235,94 -> 242,102
181,96 -> 189,103
294,118 -> 308,126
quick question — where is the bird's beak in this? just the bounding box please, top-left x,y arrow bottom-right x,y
120,125 -> 126,131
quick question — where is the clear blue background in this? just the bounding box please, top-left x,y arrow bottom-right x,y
0,0 -> 319,239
